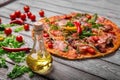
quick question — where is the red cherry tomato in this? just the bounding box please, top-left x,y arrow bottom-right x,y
87,47 -> 95,55
30,14 -> 36,21
20,13 -> 26,21
43,33 -> 49,37
48,42 -> 53,48
4,28 -> 12,36
27,12 -> 32,18
24,24 -> 29,31
16,35 -> 23,42
0,18 -> 1,24
91,36 -> 99,42
24,5 -> 30,13
10,13 -> 16,20
39,10 -> 44,17
15,10 -> 21,18
86,14 -> 91,19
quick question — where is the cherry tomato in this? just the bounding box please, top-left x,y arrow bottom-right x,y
39,10 -> 44,17
15,10 -> 21,18
0,18 -> 1,24
48,42 -> 53,48
86,14 -> 91,19
27,12 -> 32,18
4,28 -> 12,36
16,35 -> 23,42
10,13 -> 16,20
20,13 -> 26,21
24,5 -> 30,13
24,24 -> 29,31
87,47 -> 95,55
30,14 -> 36,21
91,36 -> 99,42
43,33 -> 49,37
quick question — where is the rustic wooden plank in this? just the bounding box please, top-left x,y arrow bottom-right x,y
0,15 -> 104,80
0,0 -> 16,7
19,32 -> 104,80
16,0 -> 120,65
20,32 -> 120,80
0,0 -> 119,79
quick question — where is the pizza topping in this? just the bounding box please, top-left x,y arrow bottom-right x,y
57,20 -> 68,26
47,42 -> 53,49
102,25 -> 113,32
53,41 -> 67,51
96,16 -> 105,23
88,13 -> 98,23
43,33 -> 49,37
73,22 -> 82,34
86,47 -> 96,55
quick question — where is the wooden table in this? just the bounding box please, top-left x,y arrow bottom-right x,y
0,0 -> 120,80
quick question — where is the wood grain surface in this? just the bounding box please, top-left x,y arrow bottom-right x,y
0,0 -> 120,80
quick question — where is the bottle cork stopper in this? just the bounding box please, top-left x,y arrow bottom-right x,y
33,22 -> 43,31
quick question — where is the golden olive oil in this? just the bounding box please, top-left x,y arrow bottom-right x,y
26,22 -> 53,75
26,51 -> 52,75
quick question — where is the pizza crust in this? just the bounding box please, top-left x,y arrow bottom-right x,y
40,13 -> 120,60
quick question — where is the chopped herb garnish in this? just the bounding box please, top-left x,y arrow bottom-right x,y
0,58 -> 8,68
65,21 -> 74,27
7,65 -> 33,79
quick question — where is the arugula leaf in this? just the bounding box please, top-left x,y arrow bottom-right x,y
65,21 -> 74,27
0,58 -> 8,68
50,25 -> 59,30
7,51 -> 26,63
63,46 -> 69,52
73,13 -> 82,18
0,24 -> 17,28
14,26 -> 24,32
0,35 -> 24,48
7,65 -> 33,79
92,23 -> 103,29
88,13 -> 98,23
80,30 -> 94,39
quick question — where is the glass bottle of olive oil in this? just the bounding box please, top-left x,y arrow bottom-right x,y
26,22 -> 53,75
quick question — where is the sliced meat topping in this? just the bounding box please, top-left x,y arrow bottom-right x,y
102,25 -> 113,32
53,41 -> 67,51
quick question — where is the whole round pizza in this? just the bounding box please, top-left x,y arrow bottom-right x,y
38,12 -> 120,60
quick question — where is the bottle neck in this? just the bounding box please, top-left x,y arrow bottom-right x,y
32,30 -> 47,56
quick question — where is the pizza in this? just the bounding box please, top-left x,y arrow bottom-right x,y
37,12 -> 120,60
